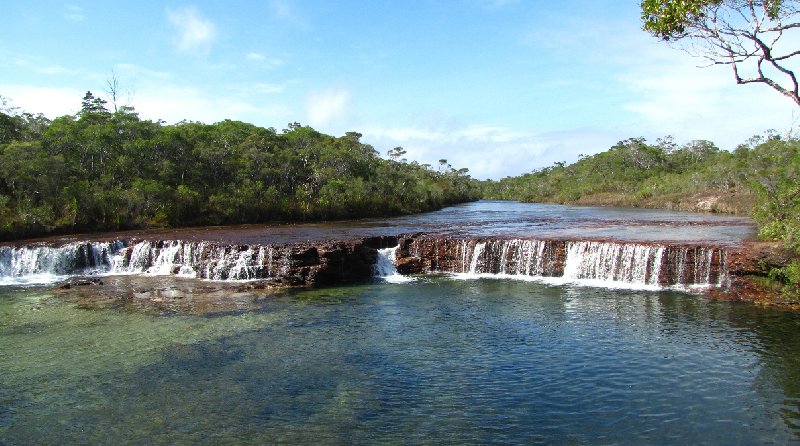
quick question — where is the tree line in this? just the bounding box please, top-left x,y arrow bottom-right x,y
0,92 -> 479,240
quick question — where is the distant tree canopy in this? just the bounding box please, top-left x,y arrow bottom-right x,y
482,137 -> 730,207
0,92 -> 479,240
641,0 -> 800,106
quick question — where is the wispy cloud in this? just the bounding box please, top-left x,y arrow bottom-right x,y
167,7 -> 217,53
305,88 -> 351,128
362,123 -> 617,180
269,0 -> 308,29
64,4 -> 84,22
620,61 -> 797,148
131,84 -> 293,125
614,28 -> 798,147
12,56 -> 71,76
252,83 -> 288,94
477,0 -> 520,10
364,125 -> 527,145
114,64 -> 173,83
246,52 -> 285,68
226,81 -> 293,96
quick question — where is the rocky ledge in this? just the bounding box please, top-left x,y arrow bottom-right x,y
4,232 -> 796,309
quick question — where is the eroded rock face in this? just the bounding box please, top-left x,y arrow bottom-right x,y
233,235 -> 398,287
302,237 -> 388,286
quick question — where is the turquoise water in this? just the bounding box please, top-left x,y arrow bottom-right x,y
2,278 -> 800,445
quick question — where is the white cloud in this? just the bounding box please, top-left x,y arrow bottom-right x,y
363,125 -> 528,146
0,85 -> 83,117
305,88 -> 351,128
167,7 -> 217,53
362,123 -> 618,180
621,62 -> 725,125
269,0 -> 308,29
132,85 -> 292,125
619,49 -> 797,149
523,11 -> 800,151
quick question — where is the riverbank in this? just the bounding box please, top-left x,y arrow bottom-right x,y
567,188 -> 756,215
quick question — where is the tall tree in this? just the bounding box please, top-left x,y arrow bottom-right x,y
79,91 -> 110,119
641,0 -> 800,106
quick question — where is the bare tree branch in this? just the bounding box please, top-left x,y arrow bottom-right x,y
644,0 -> 800,107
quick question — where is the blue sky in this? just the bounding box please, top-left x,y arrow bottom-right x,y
1,0 -> 797,179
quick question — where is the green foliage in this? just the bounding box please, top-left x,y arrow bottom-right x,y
0,93 -> 479,240
641,0 -> 784,39
641,0 -> 721,39
768,260 -> 800,298
748,136 -> 800,252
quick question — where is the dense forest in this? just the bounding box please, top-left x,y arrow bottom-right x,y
0,92 -> 479,240
482,134 -> 800,292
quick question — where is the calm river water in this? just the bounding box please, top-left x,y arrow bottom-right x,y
2,202 -> 798,445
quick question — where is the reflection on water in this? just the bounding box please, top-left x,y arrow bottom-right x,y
2,279 -> 800,444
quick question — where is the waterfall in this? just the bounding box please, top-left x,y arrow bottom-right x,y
468,242 -> 486,274
0,236 -> 732,291
662,246 -> 729,288
374,246 -> 414,283
407,237 -> 730,290
562,241 -> 665,288
0,241 -> 124,285
0,240 -> 283,285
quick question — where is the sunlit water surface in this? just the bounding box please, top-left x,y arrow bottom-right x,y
3,278 -> 800,445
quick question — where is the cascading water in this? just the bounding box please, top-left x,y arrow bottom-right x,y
408,237 -> 730,291
562,241 -> 665,287
0,240 -> 287,285
468,242 -> 486,274
0,235 -> 732,291
374,246 -> 414,283
0,241 -> 123,285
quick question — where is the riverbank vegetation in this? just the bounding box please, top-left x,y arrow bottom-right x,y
0,93 -> 478,241
482,133 -> 800,295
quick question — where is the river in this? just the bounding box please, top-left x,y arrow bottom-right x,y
2,201 -> 799,444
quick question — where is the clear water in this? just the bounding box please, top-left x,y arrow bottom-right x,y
3,278 -> 800,445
